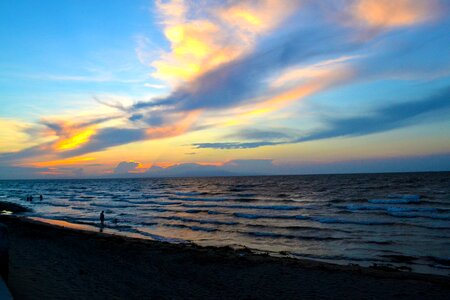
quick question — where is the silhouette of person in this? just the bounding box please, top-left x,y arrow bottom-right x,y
39,195 -> 43,201
29,195 -> 33,202
100,211 -> 105,227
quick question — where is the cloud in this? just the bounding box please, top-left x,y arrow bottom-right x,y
62,128 -> 147,157
193,141 -> 278,150
193,87 -> 450,149
0,165 -> 84,179
114,161 -> 141,174
299,86 -> 450,142
2,1 -> 449,172
144,159 -> 277,177
0,118 -> 35,152
150,0 -> 300,85
2,152 -> 449,179
225,129 -> 291,141
350,0 -> 442,29
131,24 -> 361,116
143,83 -> 166,89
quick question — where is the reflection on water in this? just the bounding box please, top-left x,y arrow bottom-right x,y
30,217 -> 98,231
1,172 -> 449,276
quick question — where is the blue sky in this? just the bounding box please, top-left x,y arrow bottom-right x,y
0,0 -> 449,178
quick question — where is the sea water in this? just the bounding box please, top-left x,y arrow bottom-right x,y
1,172 -> 449,276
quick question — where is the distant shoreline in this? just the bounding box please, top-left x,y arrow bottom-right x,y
0,170 -> 449,181
0,214 -> 449,299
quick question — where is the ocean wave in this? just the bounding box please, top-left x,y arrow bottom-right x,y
40,202 -> 70,207
157,215 -> 238,226
291,252 -> 384,262
426,256 -> 450,266
246,223 -> 353,233
168,196 -> 230,202
235,193 -> 256,197
125,200 -> 182,206
387,194 -> 421,200
368,198 -> 421,204
387,211 -> 450,220
368,194 -> 422,204
233,213 -> 394,225
174,191 -> 204,196
140,207 -> 170,213
89,203 -> 133,208
181,203 -> 314,211
184,209 -> 208,214
342,204 -> 441,213
207,211 -> 224,215
233,213 -> 297,220
140,221 -> 158,226
163,223 -> 218,232
311,217 -> 395,226
142,194 -> 165,199
244,231 -> 340,241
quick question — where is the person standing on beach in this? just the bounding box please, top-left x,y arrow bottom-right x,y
100,211 -> 105,227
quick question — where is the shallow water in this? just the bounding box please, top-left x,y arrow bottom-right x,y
1,172 -> 449,276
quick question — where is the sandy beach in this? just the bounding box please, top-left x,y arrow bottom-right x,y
0,214 -> 447,300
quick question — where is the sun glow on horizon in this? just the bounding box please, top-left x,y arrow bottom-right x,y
0,0 -> 449,178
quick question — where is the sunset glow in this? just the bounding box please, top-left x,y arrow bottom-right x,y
0,0 -> 449,179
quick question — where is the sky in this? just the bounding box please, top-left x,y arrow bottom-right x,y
1,0 -> 450,179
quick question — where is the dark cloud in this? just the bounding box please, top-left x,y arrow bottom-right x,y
56,167 -> 84,177
0,165 -> 50,180
124,15 -> 450,132
40,115 -> 118,134
63,128 -> 147,157
299,86 -> 450,142
225,129 -> 291,141
0,144 -> 50,164
129,25 -> 361,118
144,160 -> 277,177
194,87 -> 450,149
4,10 -> 450,165
114,161 -> 140,174
0,127 -> 147,164
0,165 -> 83,179
94,96 -> 126,111
40,121 -> 63,134
193,141 -> 279,150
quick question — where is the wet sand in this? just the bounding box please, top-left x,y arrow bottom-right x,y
0,215 -> 449,300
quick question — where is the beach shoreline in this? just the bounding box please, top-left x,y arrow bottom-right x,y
0,214 -> 449,299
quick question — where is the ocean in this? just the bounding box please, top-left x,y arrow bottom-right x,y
1,172 -> 449,276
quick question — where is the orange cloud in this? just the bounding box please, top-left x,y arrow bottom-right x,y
146,110 -> 201,139
226,60 -> 356,125
216,0 -> 296,34
352,0 -> 441,28
151,0 -> 299,85
54,128 -> 96,151
39,118 -> 101,152
30,157 -> 95,168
